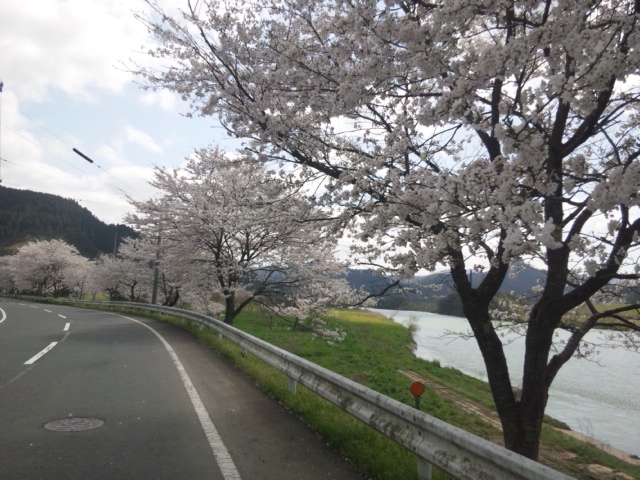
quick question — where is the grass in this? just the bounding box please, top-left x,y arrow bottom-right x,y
220,308 -> 640,480
562,303 -> 640,330
156,310 -> 433,479
24,297 -> 640,479
235,309 -> 498,431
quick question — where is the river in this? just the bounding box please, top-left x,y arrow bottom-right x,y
372,308 -> 640,457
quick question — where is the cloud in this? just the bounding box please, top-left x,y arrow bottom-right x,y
0,0 -> 149,102
139,89 -> 179,111
123,124 -> 163,153
0,0 -> 228,225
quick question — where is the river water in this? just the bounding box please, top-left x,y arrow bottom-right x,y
372,308 -> 640,456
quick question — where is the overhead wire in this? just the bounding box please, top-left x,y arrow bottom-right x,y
0,93 -> 139,197
0,121 -> 136,219
0,156 -> 131,212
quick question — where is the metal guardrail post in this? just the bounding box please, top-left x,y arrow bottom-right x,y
288,378 -> 297,394
417,457 -> 433,480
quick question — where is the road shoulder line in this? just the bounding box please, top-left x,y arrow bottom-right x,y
116,314 -> 242,480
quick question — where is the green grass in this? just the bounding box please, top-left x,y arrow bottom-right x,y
25,297 -> 640,480
223,307 -> 640,480
234,309 -> 497,431
155,310 -> 434,479
562,303 -> 640,330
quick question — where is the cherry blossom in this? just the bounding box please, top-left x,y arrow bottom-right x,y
127,147 -> 358,326
9,240 -> 91,297
134,0 -> 640,460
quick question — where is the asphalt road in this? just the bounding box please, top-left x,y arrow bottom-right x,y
0,299 -> 367,480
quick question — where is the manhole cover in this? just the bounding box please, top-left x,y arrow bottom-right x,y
44,418 -> 104,432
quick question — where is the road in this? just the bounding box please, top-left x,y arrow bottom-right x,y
0,299 -> 366,480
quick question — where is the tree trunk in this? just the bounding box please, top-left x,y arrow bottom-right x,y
465,294 -> 564,460
453,276 -> 547,459
459,297 -> 561,460
224,292 -> 235,325
517,298 -> 563,459
164,289 -> 180,307
461,298 -> 528,455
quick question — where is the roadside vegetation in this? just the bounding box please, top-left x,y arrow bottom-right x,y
14,295 -> 640,478
143,305 -> 639,480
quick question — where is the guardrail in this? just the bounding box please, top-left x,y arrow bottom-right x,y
56,300 -> 574,480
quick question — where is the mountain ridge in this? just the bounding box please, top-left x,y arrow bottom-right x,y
0,185 -> 137,258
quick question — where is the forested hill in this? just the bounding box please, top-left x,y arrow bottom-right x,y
0,186 -> 137,258
349,264 -> 546,314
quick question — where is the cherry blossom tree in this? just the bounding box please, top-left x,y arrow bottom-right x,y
0,256 -> 17,294
91,255 -> 123,301
64,259 -> 93,299
93,248 -> 151,302
135,0 -> 640,459
120,234 -> 183,306
127,147 -> 356,326
10,239 -> 92,297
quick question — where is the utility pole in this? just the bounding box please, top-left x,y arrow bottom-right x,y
151,233 -> 161,304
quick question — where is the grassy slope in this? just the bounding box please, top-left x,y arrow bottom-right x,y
52,298 -> 640,480
225,308 -> 640,480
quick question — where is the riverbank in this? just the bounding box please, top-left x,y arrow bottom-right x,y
400,368 -> 640,472
185,307 -> 640,480
374,307 -> 640,458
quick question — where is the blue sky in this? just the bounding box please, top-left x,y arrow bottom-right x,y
0,0 -> 238,224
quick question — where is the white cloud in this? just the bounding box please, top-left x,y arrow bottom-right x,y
0,0 -> 150,103
139,89 -> 179,111
0,0 -> 228,226
123,124 -> 163,153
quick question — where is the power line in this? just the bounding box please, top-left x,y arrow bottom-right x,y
0,155 -> 132,211
0,94 -> 139,196
0,169 -> 132,212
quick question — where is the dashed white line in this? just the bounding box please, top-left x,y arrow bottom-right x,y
64,323 -> 70,332
24,342 -> 58,365
44,309 -> 52,313
0,308 -> 5,324
30,305 -> 39,309
58,314 -> 66,319
116,314 -> 241,480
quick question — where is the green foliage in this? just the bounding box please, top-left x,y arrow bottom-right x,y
234,308 -> 500,435
0,186 -> 137,258
433,292 -> 465,317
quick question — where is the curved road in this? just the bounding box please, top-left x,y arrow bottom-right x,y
0,299 -> 366,480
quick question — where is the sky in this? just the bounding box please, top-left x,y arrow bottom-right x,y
0,0 -> 238,225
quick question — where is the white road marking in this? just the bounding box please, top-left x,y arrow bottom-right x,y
44,309 -> 52,313
24,342 -> 58,365
1,332 -> 69,390
30,305 -> 39,309
58,314 -> 66,319
117,314 -> 241,480
64,323 -> 70,332
0,308 -> 6,324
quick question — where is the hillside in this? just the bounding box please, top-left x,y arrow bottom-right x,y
351,264 -> 546,313
0,186 -> 137,258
